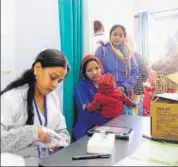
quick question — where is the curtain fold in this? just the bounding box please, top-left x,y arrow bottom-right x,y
58,0 -> 83,134
135,12 -> 149,58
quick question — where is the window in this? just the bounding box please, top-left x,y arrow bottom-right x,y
148,9 -> 178,61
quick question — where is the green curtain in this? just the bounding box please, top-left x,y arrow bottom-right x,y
58,0 -> 83,134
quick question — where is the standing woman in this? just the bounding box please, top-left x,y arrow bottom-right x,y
1,49 -> 71,165
95,24 -> 139,115
126,36 -> 148,116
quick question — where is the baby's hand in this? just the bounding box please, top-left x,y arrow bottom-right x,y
82,104 -> 87,110
118,86 -> 125,93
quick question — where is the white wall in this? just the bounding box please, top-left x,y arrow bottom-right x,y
83,0 -> 135,55
14,0 -> 61,76
1,0 -> 61,89
134,0 -> 178,13
83,0 -> 91,56
1,0 -> 16,89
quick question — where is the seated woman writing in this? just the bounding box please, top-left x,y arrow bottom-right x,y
1,49 -> 71,166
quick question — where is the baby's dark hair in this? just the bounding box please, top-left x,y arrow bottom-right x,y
0,49 -> 70,125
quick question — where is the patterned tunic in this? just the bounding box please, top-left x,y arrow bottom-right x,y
133,52 -> 148,95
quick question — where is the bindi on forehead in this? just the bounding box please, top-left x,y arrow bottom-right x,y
87,61 -> 99,68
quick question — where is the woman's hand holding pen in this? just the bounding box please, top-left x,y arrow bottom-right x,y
49,145 -> 58,151
37,127 -> 51,143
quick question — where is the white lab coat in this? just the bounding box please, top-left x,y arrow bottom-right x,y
1,84 -> 70,166
92,32 -> 107,54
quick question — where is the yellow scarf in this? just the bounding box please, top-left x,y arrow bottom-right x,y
109,41 -> 133,78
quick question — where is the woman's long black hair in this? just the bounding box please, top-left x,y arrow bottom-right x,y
0,49 -> 70,125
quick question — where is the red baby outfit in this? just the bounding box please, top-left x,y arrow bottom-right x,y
86,74 -> 135,119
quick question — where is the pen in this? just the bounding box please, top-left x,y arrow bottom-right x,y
142,134 -> 165,143
72,154 -> 111,160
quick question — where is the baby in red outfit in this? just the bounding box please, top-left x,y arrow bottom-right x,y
83,74 -> 136,119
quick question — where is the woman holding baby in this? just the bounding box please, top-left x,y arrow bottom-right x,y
74,25 -> 138,140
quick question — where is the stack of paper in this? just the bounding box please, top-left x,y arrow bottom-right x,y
114,157 -> 166,166
1,153 -> 25,166
156,93 -> 178,101
114,140 -> 178,166
34,127 -> 69,148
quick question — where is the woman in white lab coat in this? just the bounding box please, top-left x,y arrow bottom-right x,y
1,49 -> 71,166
